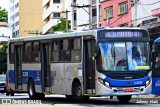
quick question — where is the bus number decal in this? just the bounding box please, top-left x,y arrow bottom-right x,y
23,72 -> 28,77
134,81 -> 142,85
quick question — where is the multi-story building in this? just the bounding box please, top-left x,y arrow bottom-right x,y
8,0 -> 44,37
71,0 -> 100,31
43,0 -> 72,34
101,0 -> 160,27
0,22 -> 12,41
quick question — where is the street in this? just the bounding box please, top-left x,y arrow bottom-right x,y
0,93 -> 160,107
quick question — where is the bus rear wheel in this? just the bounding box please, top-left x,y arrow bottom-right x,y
28,79 -> 36,99
117,95 -> 132,103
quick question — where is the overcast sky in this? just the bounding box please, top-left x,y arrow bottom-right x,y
0,0 -> 8,10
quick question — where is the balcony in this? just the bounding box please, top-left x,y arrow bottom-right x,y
43,0 -> 50,7
43,19 -> 59,34
43,5 -> 53,21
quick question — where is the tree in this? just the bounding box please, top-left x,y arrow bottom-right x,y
52,18 -> 71,32
0,44 -> 7,74
0,7 -> 8,22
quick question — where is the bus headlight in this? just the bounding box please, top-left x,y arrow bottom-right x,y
145,78 -> 151,87
98,78 -> 110,88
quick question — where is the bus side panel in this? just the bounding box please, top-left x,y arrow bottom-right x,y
8,70 -> 15,90
22,64 -> 42,93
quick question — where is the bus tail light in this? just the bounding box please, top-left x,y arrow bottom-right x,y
98,78 -> 110,88
145,78 -> 151,87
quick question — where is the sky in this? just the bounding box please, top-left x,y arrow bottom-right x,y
0,0 -> 8,10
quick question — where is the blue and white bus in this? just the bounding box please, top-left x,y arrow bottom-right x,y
151,37 -> 160,95
6,28 -> 151,102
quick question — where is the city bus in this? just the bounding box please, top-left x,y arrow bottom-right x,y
151,37 -> 160,95
6,28 -> 152,102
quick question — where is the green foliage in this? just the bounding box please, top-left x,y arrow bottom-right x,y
52,18 -> 71,32
0,7 -> 8,22
0,44 -> 7,74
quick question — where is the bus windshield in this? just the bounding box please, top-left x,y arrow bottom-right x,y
97,42 -> 150,71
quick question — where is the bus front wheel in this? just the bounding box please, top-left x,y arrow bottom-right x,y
117,95 -> 132,103
28,79 -> 36,99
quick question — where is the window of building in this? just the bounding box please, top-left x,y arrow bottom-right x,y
53,12 -> 60,18
53,0 -> 60,3
74,12 -> 77,21
23,42 -> 32,63
118,2 -> 128,15
51,40 -> 59,62
104,6 -> 113,20
70,38 -> 81,62
32,42 -> 40,62
9,44 -> 14,63
73,0 -> 76,2
92,8 -> 97,17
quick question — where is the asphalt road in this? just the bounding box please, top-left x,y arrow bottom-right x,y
0,93 -> 160,107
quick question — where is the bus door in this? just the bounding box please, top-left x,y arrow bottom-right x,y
83,39 -> 95,94
152,51 -> 160,95
14,45 -> 23,90
41,43 -> 51,93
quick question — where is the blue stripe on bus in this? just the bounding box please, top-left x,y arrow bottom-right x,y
8,70 -> 42,85
104,76 -> 149,87
154,38 -> 160,43
152,78 -> 160,95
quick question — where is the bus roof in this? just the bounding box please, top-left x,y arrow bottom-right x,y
9,27 -> 147,43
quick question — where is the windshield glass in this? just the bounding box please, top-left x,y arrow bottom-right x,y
0,75 -> 6,81
97,42 -> 150,71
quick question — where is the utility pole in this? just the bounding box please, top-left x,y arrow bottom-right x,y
96,0 -> 100,28
61,10 -> 70,32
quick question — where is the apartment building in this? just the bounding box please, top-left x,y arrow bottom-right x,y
71,0 -> 100,31
43,0 -> 72,34
101,0 -> 160,27
8,0 -> 44,37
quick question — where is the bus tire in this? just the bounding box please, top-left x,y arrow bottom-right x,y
117,95 -> 132,103
72,81 -> 83,101
28,79 -> 36,99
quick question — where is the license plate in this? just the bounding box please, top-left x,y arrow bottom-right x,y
124,88 -> 134,92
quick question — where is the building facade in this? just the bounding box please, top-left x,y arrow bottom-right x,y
101,0 -> 160,27
101,0 -> 132,27
43,0 -> 72,34
71,0 -> 99,31
0,22 -> 12,42
8,0 -> 44,37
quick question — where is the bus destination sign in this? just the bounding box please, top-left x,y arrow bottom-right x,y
99,30 -> 145,39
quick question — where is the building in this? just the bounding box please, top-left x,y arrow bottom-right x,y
42,0 -> 72,34
8,0 -> 45,37
101,0 -> 132,27
140,8 -> 160,45
0,22 -> 12,42
71,0 -> 99,31
101,0 -> 160,27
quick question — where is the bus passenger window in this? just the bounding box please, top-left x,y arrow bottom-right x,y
71,38 -> 81,62
9,44 -> 14,63
22,42 -> 32,63
59,39 -> 70,62
155,53 -> 160,68
32,42 -> 40,62
51,40 -> 59,62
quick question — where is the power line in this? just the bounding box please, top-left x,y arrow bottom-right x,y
139,1 -> 160,5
